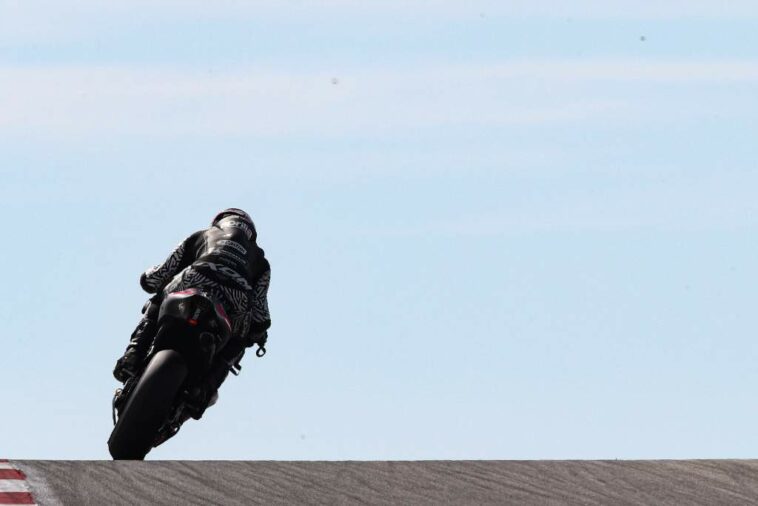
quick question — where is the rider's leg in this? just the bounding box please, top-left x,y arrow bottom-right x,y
113,297 -> 161,383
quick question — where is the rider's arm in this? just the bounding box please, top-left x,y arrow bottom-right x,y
243,262 -> 271,348
248,263 -> 271,336
140,231 -> 203,293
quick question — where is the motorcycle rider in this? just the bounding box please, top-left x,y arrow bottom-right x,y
113,208 -> 271,417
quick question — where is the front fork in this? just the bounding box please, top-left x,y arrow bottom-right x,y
111,389 -> 120,425
112,378 -> 135,426
111,386 -> 125,425
111,361 -> 144,426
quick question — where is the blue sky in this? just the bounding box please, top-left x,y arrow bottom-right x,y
1,1 -> 757,460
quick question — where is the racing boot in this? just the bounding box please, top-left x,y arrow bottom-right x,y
113,299 -> 160,383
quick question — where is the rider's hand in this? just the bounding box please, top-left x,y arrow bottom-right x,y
248,330 -> 267,348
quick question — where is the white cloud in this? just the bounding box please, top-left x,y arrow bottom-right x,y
479,61 -> 758,82
2,1 -> 758,45
0,61 -> 755,138
366,168 -> 758,236
4,1 -> 758,24
300,0 -> 758,20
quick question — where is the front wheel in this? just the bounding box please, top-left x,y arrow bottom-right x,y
108,349 -> 188,460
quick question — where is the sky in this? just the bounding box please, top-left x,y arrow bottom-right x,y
0,1 -> 757,461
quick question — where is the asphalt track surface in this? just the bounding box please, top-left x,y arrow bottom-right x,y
13,460 -> 758,505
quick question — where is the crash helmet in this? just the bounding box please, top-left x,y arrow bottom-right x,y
211,208 -> 255,229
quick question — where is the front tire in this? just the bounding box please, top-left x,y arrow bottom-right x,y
108,349 -> 188,460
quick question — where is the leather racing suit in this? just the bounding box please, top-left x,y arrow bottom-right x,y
114,211 -> 271,414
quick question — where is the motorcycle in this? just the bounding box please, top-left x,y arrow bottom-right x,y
108,288 -> 237,460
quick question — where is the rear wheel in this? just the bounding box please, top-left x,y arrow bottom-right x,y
108,349 -> 188,460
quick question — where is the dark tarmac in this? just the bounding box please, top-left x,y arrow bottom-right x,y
15,459 -> 758,505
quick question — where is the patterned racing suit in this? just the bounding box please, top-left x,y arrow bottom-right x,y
141,218 -> 271,343
117,214 -> 271,413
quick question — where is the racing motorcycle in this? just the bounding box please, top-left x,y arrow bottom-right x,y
108,288 -> 241,460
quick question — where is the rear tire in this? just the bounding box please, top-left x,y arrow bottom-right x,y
108,349 -> 188,460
